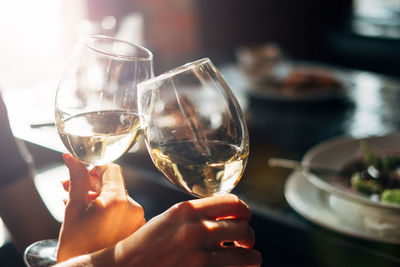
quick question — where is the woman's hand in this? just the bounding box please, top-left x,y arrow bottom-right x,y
57,154 -> 145,262
109,194 -> 262,267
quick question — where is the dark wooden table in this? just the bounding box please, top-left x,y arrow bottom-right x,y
3,63 -> 400,266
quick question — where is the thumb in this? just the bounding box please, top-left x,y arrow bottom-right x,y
63,154 -> 90,209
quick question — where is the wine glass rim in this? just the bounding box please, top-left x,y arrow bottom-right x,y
138,58 -> 211,87
82,34 -> 153,61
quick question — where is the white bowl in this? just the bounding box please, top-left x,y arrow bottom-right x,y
301,133 -> 400,235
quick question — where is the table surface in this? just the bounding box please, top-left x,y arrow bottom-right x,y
4,62 -> 400,267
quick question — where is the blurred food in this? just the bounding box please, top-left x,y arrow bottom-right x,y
278,67 -> 344,97
338,141 -> 400,205
236,43 -> 345,98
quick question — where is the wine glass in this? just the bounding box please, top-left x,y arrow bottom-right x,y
55,35 -> 153,167
24,35 -> 153,267
137,58 -> 249,198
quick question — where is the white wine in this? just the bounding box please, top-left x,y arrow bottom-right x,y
57,110 -> 141,166
150,140 -> 247,197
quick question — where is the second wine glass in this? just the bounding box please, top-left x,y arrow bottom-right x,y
55,35 -> 153,167
138,58 -> 249,198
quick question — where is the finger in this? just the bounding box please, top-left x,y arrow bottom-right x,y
204,219 -> 256,249
209,247 -> 262,267
189,194 -> 251,221
90,163 -> 126,205
90,164 -> 124,188
62,189 -> 97,202
63,154 -> 90,208
61,177 -> 101,193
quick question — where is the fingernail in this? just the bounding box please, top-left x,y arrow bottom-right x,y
63,153 -> 73,167
61,179 -> 69,191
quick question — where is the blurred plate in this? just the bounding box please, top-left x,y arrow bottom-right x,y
285,171 -> 400,244
302,133 -> 400,210
247,62 -> 354,103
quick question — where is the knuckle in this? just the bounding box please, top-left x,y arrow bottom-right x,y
228,193 -> 241,203
108,163 -> 123,174
173,200 -> 196,218
130,203 -> 145,217
223,194 -> 252,220
224,193 -> 240,203
107,198 -> 126,211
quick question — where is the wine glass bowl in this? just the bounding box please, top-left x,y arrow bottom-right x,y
55,35 -> 153,166
138,58 -> 249,198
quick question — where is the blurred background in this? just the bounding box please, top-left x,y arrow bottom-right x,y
1,0 -> 400,90
2,0 -> 400,266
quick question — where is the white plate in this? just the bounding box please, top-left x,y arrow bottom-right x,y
285,171 -> 400,244
302,133 -> 400,210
